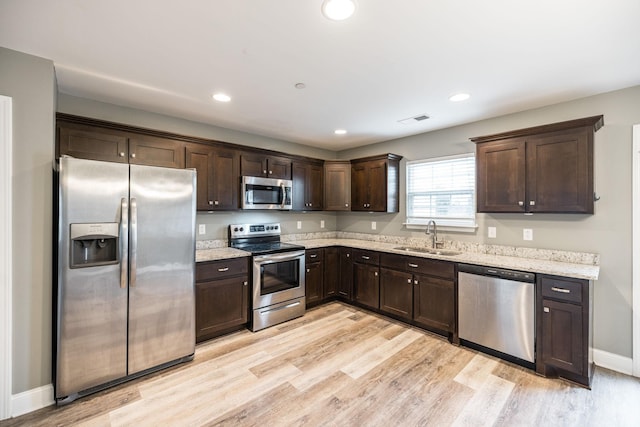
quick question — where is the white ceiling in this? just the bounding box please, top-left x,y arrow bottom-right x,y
1,0 -> 639,151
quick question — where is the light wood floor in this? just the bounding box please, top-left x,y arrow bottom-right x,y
3,302 -> 640,427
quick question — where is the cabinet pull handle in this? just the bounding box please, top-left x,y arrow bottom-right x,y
374,271 -> 378,276
310,254 -> 317,258
208,200 -> 214,205
346,253 -> 350,258
543,307 -> 550,313
243,281 -> 248,286
361,255 -> 370,260
530,200 -> 536,206
414,279 -> 418,285
518,201 -> 524,206
345,203 -> 349,207
218,267 -> 229,272
130,153 -> 136,158
119,152 -> 125,157
407,278 -> 412,284
214,200 -> 219,205
408,263 -> 418,268
551,286 -> 570,294
269,170 -> 273,174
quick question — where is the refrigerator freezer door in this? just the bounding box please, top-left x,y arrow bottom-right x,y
127,164 -> 196,374
56,157 -> 129,399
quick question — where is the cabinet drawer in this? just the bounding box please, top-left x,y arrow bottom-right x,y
306,248 -> 324,263
196,257 -> 249,282
540,275 -> 583,304
353,249 -> 380,265
380,253 -> 454,279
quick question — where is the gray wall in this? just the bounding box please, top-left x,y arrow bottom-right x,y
0,47 -> 55,394
337,85 -> 640,358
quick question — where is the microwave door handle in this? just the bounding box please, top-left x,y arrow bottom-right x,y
281,183 -> 285,207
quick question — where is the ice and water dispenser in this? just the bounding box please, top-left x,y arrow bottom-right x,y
69,223 -> 119,268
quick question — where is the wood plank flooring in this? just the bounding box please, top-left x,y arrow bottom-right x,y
3,302 -> 640,427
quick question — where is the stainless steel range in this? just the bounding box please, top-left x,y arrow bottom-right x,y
229,223 -> 305,331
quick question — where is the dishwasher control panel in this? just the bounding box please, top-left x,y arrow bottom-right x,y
458,263 -> 535,282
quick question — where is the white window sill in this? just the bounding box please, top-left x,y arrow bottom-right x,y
403,221 -> 478,233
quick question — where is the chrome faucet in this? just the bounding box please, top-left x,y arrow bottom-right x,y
425,220 -> 437,248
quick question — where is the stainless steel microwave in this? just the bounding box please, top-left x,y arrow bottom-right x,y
241,176 -> 293,210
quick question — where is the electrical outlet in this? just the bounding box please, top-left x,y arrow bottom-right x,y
198,224 -> 206,235
523,228 -> 533,241
297,221 -> 302,230
320,220 -> 325,229
488,226 -> 496,238
371,221 -> 377,230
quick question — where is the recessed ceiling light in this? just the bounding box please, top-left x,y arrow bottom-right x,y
321,0 -> 357,21
294,83 -> 306,89
212,93 -> 231,102
449,93 -> 470,102
334,129 -> 347,135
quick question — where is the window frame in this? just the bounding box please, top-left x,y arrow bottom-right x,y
404,153 -> 477,232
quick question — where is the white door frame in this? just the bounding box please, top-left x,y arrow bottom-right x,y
0,96 -> 13,419
633,124 -> 640,377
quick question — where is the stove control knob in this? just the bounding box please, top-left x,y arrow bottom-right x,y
275,225 -> 279,230
239,227 -> 244,232
233,227 -> 238,232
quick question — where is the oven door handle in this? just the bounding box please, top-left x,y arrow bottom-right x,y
254,250 -> 305,264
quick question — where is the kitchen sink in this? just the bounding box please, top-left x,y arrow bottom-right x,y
393,246 -> 462,256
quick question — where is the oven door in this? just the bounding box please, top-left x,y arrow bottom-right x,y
252,250 -> 305,309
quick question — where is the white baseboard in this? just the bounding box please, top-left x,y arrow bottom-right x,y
11,384 -> 53,418
593,348 -> 634,376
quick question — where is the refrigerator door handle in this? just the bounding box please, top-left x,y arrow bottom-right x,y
120,198 -> 129,289
130,197 -> 138,287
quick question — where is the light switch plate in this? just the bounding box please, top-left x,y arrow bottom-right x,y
523,228 -> 533,241
198,224 -> 206,235
320,220 -> 325,229
297,221 -> 302,230
371,221 -> 377,230
488,226 -> 497,238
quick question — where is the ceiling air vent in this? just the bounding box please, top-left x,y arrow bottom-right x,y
398,114 -> 430,125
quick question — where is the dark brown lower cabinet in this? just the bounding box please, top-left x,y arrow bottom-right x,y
338,247 -> 353,300
354,262 -> 379,310
323,247 -> 339,298
379,267 -> 413,320
195,257 -> 249,343
413,273 -> 455,332
537,274 -> 593,387
305,248 -> 324,307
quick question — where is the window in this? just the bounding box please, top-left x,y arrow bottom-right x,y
406,153 -> 476,230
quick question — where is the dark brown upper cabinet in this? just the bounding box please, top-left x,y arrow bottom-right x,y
472,116 -> 603,214
323,160 -> 351,211
351,154 -> 402,212
292,160 -> 324,211
186,143 -> 239,211
240,152 -> 291,179
57,114 -> 185,168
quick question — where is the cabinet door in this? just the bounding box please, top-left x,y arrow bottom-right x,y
308,163 -> 324,209
476,138 -> 526,213
527,127 -> 593,213
292,162 -> 308,211
339,248 -> 353,300
379,268 -> 413,320
413,274 -> 455,332
541,299 -> 584,375
195,276 -> 248,342
186,144 -> 214,211
351,162 -> 368,211
323,247 -> 339,298
58,125 -> 128,163
268,156 -> 292,179
128,135 -> 185,168
210,148 -> 239,210
305,262 -> 323,306
324,161 -> 351,211
240,153 -> 268,177
367,160 -> 388,212
354,263 -> 379,309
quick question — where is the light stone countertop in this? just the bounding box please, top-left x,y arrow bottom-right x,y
295,238 -> 600,281
195,237 -> 599,281
195,247 -> 250,263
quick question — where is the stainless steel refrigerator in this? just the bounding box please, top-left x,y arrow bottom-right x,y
54,157 -> 196,404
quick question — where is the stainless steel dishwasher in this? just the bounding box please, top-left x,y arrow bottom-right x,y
458,264 -> 535,363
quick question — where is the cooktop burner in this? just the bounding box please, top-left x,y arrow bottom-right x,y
228,222 -> 305,255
